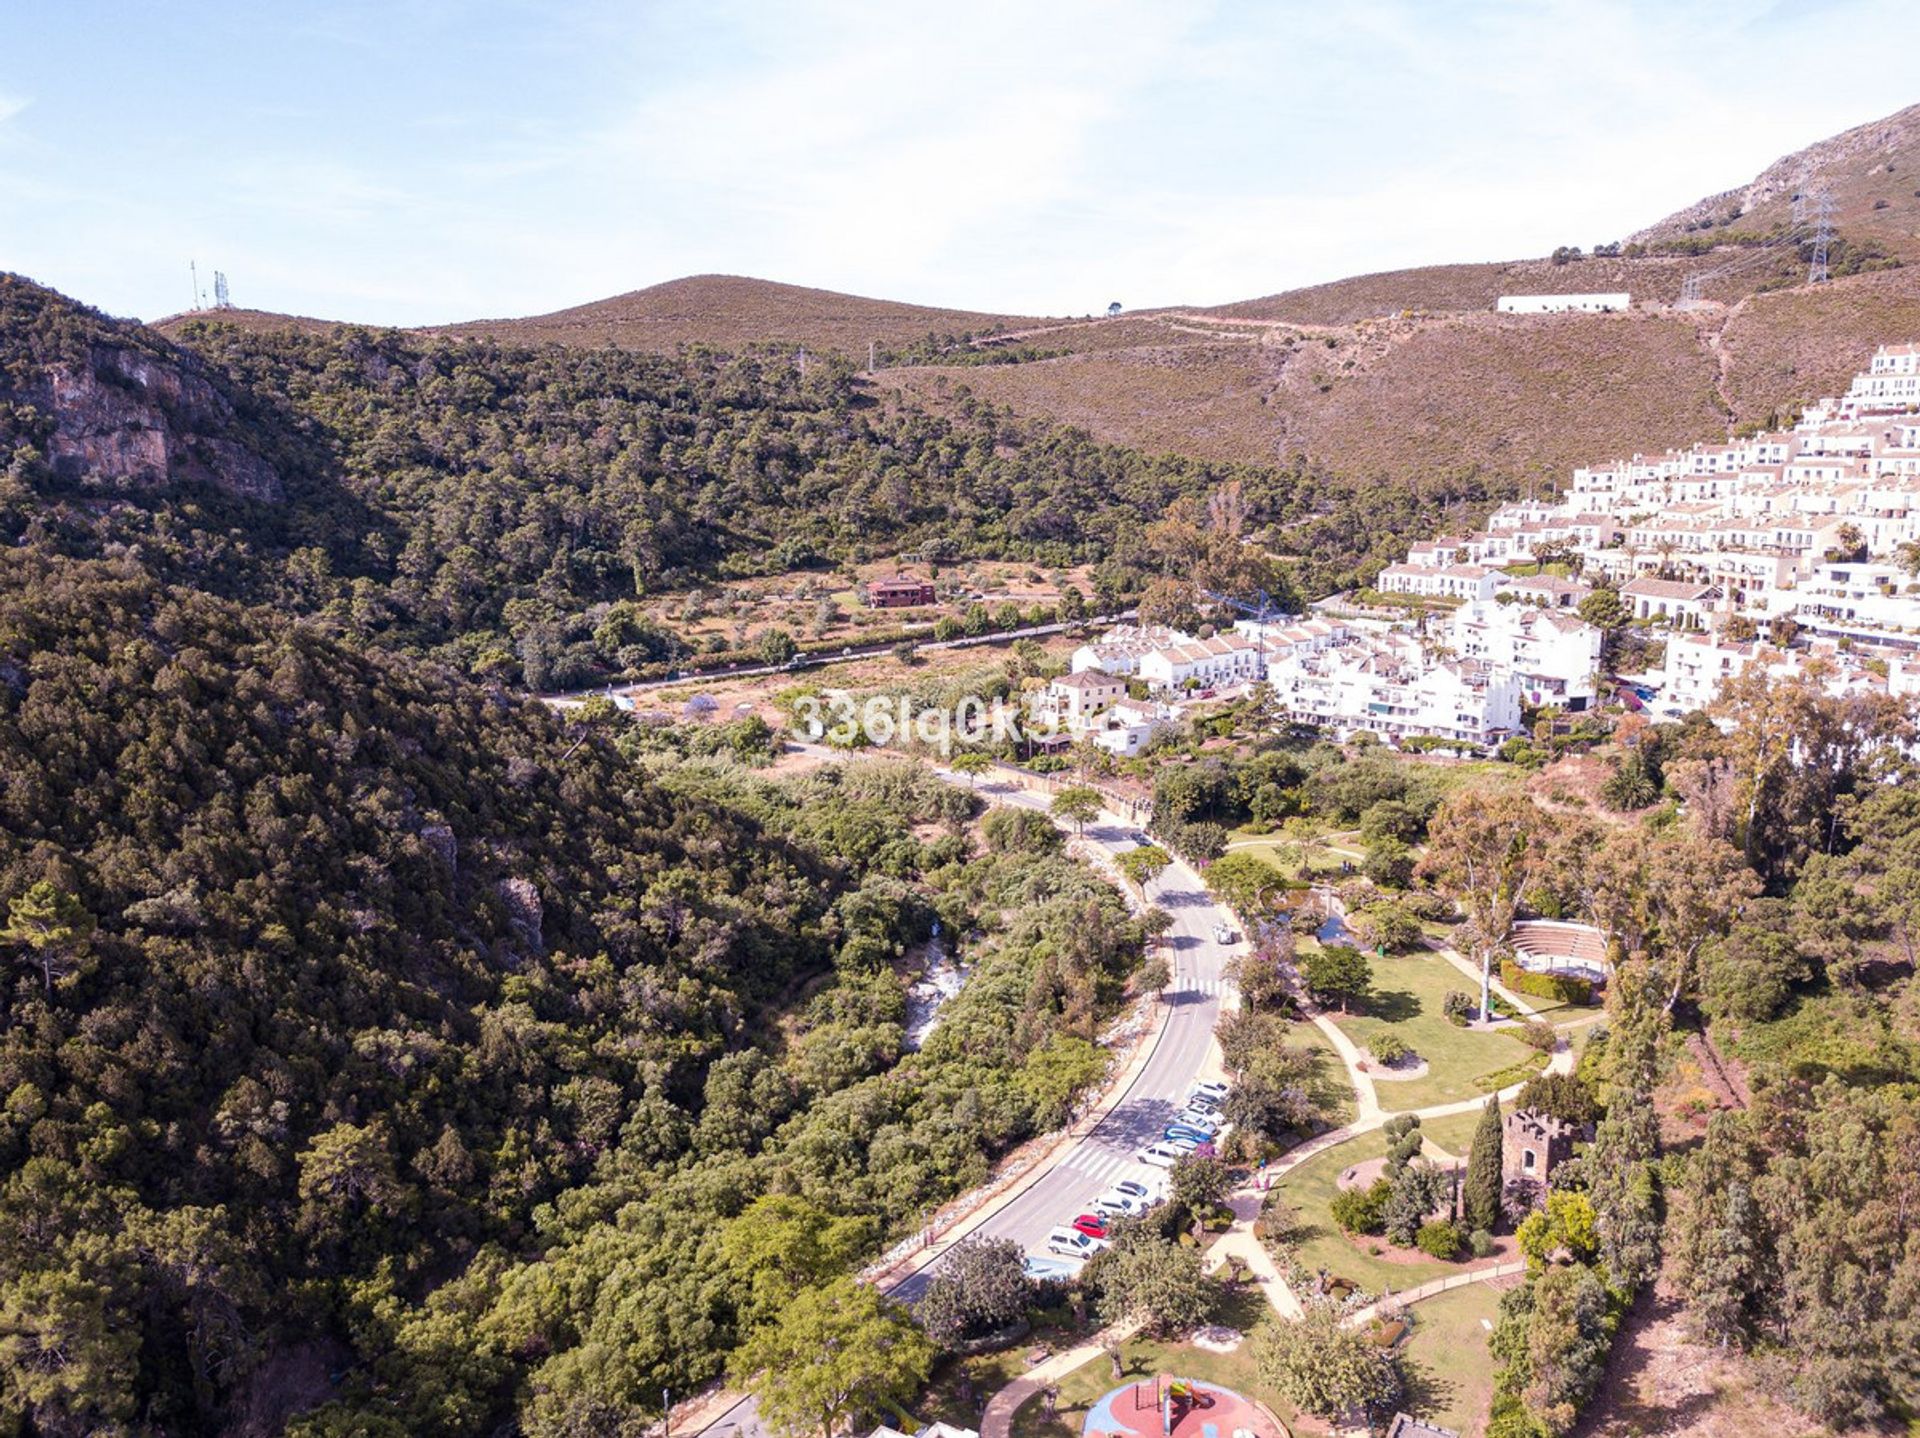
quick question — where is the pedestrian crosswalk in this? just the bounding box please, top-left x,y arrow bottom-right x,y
1168,976 -> 1226,997
1058,1143 -> 1148,1185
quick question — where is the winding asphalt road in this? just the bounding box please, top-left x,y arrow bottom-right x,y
696,761 -> 1246,1438
890,770 -> 1241,1295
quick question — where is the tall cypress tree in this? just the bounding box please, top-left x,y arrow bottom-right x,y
1465,1095 -> 1505,1232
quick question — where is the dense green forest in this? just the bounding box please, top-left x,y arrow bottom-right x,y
1,274 -> 1519,690
0,550 -> 1149,1433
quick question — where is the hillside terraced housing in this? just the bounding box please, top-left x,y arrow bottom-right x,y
1390,344 -> 1920,716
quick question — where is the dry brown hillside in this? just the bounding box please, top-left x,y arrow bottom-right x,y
1205,254 -> 1707,327
429,274 -> 1059,354
1633,101 -> 1920,263
1719,267 -> 1920,424
157,103 -> 1920,496
882,305 -> 1731,482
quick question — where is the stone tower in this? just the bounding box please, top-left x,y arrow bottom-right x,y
1502,1108 -> 1577,1212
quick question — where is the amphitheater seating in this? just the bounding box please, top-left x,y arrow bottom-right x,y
1510,920 -> 1609,981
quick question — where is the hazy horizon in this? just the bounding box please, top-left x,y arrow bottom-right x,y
3,0 -> 1914,326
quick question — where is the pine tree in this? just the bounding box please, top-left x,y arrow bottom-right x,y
1587,1099 -> 1661,1293
2,881 -> 94,995
1684,1181 -> 1760,1350
1465,1095 -> 1505,1232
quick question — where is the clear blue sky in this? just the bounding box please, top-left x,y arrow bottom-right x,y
2,1 -> 1913,325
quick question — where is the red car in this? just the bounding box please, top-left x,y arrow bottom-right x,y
1071,1213 -> 1109,1240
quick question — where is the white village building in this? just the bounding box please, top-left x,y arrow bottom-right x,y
1448,601 -> 1604,711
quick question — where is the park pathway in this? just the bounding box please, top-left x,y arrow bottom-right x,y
1341,1260 -> 1528,1329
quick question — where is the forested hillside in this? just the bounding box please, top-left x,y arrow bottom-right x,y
0,550 -> 1148,1433
2,273 -> 1520,690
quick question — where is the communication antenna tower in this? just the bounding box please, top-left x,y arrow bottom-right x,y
189,259 -> 201,311
213,271 -> 231,309
1807,186 -> 1835,285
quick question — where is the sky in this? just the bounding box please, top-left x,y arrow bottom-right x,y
1,1 -> 1915,326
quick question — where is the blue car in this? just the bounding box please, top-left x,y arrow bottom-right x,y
1164,1122 -> 1215,1146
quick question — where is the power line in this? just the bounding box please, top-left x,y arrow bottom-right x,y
1676,212 -> 1813,309
1807,185 -> 1835,285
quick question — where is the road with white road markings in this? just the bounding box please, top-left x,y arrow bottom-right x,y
695,757 -> 1247,1438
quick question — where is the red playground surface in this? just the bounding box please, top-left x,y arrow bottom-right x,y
1081,1379 -> 1280,1438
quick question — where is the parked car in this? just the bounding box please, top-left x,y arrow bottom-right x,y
1191,1080 -> 1231,1104
1174,1108 -> 1223,1134
1093,1191 -> 1149,1219
1183,1092 -> 1222,1117
1213,922 -> 1235,945
1022,1254 -> 1085,1282
1138,1142 -> 1187,1167
1071,1213 -> 1109,1240
1164,1123 -> 1215,1146
1112,1178 -> 1157,1204
1045,1225 -> 1106,1258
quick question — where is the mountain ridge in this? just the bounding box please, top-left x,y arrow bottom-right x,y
145,101 -> 1920,489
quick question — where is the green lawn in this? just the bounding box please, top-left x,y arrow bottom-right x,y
1289,1017 -> 1359,1128
1396,1282 -> 1503,1437
1270,1130 -> 1467,1295
1414,1107 -> 1487,1160
1224,835 -> 1350,880
1333,951 -> 1540,1111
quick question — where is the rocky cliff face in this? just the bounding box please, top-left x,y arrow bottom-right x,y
39,341 -> 283,503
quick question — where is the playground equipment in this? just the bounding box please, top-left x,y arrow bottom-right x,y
1130,1377 -> 1214,1435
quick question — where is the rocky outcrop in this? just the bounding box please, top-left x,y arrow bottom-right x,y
40,342 -> 282,502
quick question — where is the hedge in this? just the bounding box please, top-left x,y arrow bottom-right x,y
1500,958 -> 1596,1006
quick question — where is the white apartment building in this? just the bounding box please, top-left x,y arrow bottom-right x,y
1035,670 -> 1126,730
1137,632 -> 1265,690
1230,617 -> 1350,663
1787,562 -> 1920,650
1834,343 -> 1920,419
1090,698 -> 1177,758
1348,343 -> 1920,717
1449,601 -> 1604,711
1376,563 -> 1500,602
1069,624 -> 1184,677
1621,577 -> 1718,629
1266,634 -> 1522,747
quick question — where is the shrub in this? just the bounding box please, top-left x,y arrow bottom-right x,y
1443,989 -> 1478,1026
1415,1220 -> 1464,1260
1469,1228 -> 1497,1258
1368,1032 -> 1412,1065
1518,1019 -> 1558,1052
1330,1177 -> 1392,1235
1499,959 -> 1595,1006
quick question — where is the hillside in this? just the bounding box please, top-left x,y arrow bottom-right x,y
430,273 -> 1059,355
1202,254 -> 1708,327
884,307 -> 1733,484
144,102 -> 1920,501
1633,100 -> 1920,263
18,273 -> 1510,696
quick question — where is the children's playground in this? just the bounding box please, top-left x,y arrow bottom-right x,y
1081,1378 -> 1282,1438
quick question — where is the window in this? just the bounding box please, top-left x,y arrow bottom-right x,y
1523,1148 -> 1537,1172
